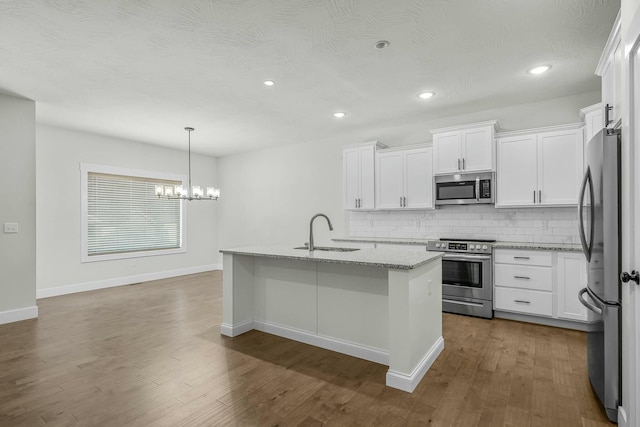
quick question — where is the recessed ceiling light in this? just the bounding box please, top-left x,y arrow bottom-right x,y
418,91 -> 435,99
264,80 -> 275,86
333,112 -> 346,119
527,65 -> 551,75
374,40 -> 390,50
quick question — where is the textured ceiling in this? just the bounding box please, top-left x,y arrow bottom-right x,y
0,0 -> 620,156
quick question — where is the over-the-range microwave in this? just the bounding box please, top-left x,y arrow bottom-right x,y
435,172 -> 495,205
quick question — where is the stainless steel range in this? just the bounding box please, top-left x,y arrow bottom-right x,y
428,238 -> 495,319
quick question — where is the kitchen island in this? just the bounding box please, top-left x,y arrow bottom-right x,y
219,245 -> 444,392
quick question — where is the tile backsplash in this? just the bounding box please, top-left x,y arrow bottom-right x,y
349,205 -> 580,244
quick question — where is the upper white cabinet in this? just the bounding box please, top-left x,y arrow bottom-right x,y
580,103 -> 604,144
580,103 -> 604,170
496,124 -> 584,207
376,145 -> 433,210
343,141 -> 386,210
430,121 -> 499,175
596,11 -> 621,128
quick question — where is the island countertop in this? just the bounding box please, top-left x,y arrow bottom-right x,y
219,245 -> 444,270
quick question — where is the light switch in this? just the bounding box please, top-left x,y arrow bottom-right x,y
4,223 -> 19,234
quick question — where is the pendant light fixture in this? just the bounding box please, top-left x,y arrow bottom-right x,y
155,127 -> 220,201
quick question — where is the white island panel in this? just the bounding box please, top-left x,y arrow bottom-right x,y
317,263 -> 389,353
220,246 -> 444,393
253,258 -> 317,333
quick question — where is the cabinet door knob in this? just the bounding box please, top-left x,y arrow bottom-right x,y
621,270 -> 639,285
458,158 -> 461,170
462,158 -> 465,170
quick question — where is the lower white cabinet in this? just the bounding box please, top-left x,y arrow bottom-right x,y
494,249 -> 588,323
556,252 -> 588,321
494,288 -> 553,317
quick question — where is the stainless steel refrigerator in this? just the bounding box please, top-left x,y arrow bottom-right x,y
577,127 -> 621,423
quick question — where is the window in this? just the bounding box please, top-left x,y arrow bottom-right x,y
81,164 -> 187,262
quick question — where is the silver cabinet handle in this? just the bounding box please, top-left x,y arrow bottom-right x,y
457,158 -> 461,170
462,158 -> 466,170
605,103 -> 613,125
514,300 -> 531,304
538,190 -> 541,204
513,256 -> 530,260
533,190 -> 536,204
403,196 -> 406,207
514,276 -> 531,280
400,197 -> 403,207
358,198 -> 361,208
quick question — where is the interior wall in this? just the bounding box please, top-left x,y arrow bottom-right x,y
36,125 -> 220,296
0,93 -> 37,321
218,91 -> 599,251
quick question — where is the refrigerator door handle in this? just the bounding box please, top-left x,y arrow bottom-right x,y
578,167 -> 594,262
578,287 -> 603,315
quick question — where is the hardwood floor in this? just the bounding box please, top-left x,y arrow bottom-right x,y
0,271 -> 614,426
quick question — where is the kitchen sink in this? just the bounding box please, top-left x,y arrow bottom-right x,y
293,246 -> 360,252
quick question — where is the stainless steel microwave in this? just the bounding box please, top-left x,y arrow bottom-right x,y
435,172 -> 495,205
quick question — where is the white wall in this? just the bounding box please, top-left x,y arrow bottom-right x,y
218,92 -> 599,250
36,125 -> 220,297
0,93 -> 37,323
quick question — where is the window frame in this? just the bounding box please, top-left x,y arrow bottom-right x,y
80,163 -> 188,263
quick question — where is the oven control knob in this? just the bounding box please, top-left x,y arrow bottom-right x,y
482,245 -> 488,250
469,244 -> 475,250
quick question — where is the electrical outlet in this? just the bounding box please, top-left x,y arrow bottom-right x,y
3,223 -> 18,234
369,220 -> 374,228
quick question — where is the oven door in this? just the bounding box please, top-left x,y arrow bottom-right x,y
441,253 -> 492,301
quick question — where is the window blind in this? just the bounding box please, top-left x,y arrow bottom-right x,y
87,172 -> 181,257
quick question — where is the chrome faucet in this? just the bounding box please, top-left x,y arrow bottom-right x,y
309,213 -> 333,252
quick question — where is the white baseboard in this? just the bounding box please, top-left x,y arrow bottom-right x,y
36,264 -> 222,299
221,320 -> 254,337
0,305 -> 38,325
386,336 -> 445,393
253,320 -> 390,365
494,310 -> 595,331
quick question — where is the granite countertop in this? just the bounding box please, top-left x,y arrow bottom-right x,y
333,237 -> 582,252
220,245 -> 444,270
492,242 -> 582,252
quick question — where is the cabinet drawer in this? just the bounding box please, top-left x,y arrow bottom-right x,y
494,264 -> 552,291
494,287 -> 552,317
494,249 -> 552,267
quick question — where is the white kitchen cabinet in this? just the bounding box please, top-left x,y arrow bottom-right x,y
494,249 -> 554,317
596,12 -> 621,129
556,252 -> 588,322
580,103 -> 604,144
496,124 -> 583,207
376,145 -> 433,210
343,141 -> 386,210
580,103 -> 604,170
431,121 -> 499,175
494,249 -> 589,325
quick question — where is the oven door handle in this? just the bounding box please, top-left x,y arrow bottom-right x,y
442,254 -> 492,262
